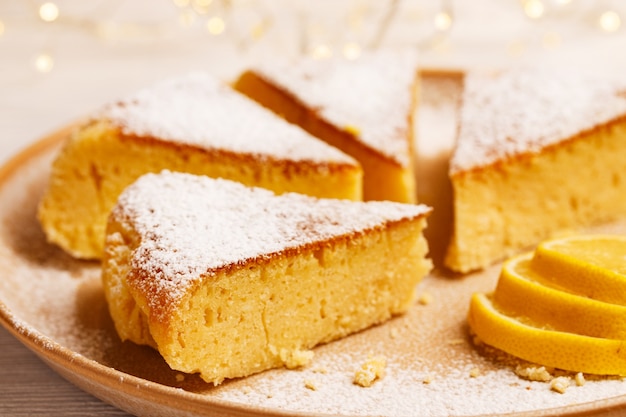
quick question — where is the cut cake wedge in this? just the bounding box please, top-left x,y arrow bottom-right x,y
445,69 -> 626,273
102,171 -> 432,384
234,51 -> 419,203
38,72 -> 362,260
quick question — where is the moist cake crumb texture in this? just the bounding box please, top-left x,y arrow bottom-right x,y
104,170 -> 432,384
114,171 -> 430,322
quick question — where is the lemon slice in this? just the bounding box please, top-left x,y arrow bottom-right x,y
531,234 -> 626,305
495,252 -> 626,340
468,293 -> 626,376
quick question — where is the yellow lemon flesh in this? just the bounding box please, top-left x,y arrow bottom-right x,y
531,234 -> 626,305
469,234 -> 626,375
469,293 -> 626,376
495,252 -> 626,340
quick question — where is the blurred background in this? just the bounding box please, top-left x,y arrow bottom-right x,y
0,0 -> 625,161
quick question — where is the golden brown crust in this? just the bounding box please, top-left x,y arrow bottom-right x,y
108,172 -> 431,327
451,115 -> 626,180
103,120 -> 361,176
126,219 -> 410,326
123,212 -> 431,327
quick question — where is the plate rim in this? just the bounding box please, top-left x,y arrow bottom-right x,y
1,124 -> 626,417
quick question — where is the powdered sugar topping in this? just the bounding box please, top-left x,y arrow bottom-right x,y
451,68 -> 626,174
101,72 -> 356,166
254,51 -> 419,166
113,171 -> 430,315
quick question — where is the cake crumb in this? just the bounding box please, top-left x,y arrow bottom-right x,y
304,378 -> 319,391
550,376 -> 571,394
423,374 -> 433,384
417,292 -> 433,305
175,373 -> 185,382
353,355 -> 386,387
469,367 -> 480,378
389,327 -> 400,339
280,348 -> 314,369
312,366 -> 328,374
447,338 -> 465,346
514,365 -> 552,382
575,372 -> 586,386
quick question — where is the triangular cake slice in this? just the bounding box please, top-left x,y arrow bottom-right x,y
38,72 -> 362,259
234,51 -> 419,203
102,171 -> 432,384
445,68 -> 626,273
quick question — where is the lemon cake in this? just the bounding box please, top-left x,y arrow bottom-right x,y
102,171 -> 432,384
234,51 -> 419,203
38,72 -> 362,260
445,69 -> 626,273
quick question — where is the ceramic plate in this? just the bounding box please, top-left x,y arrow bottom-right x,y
2,74 -> 626,417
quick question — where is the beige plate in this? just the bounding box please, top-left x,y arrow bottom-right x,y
2,74 -> 626,417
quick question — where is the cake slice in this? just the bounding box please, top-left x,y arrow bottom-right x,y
445,69 -> 626,273
38,72 -> 362,260
102,171 -> 432,384
234,51 -> 419,203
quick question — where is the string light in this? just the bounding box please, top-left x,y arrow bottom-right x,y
599,10 -> 621,32
207,16 -> 225,35
434,10 -> 453,31
310,44 -> 332,60
523,0 -> 545,19
14,0 -> 625,70
34,53 -> 54,73
39,2 -> 60,23
342,42 -> 361,60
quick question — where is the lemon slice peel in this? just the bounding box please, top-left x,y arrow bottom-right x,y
468,293 -> 626,376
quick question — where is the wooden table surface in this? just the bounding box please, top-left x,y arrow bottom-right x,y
2,1 -> 626,416
0,326 -> 131,416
